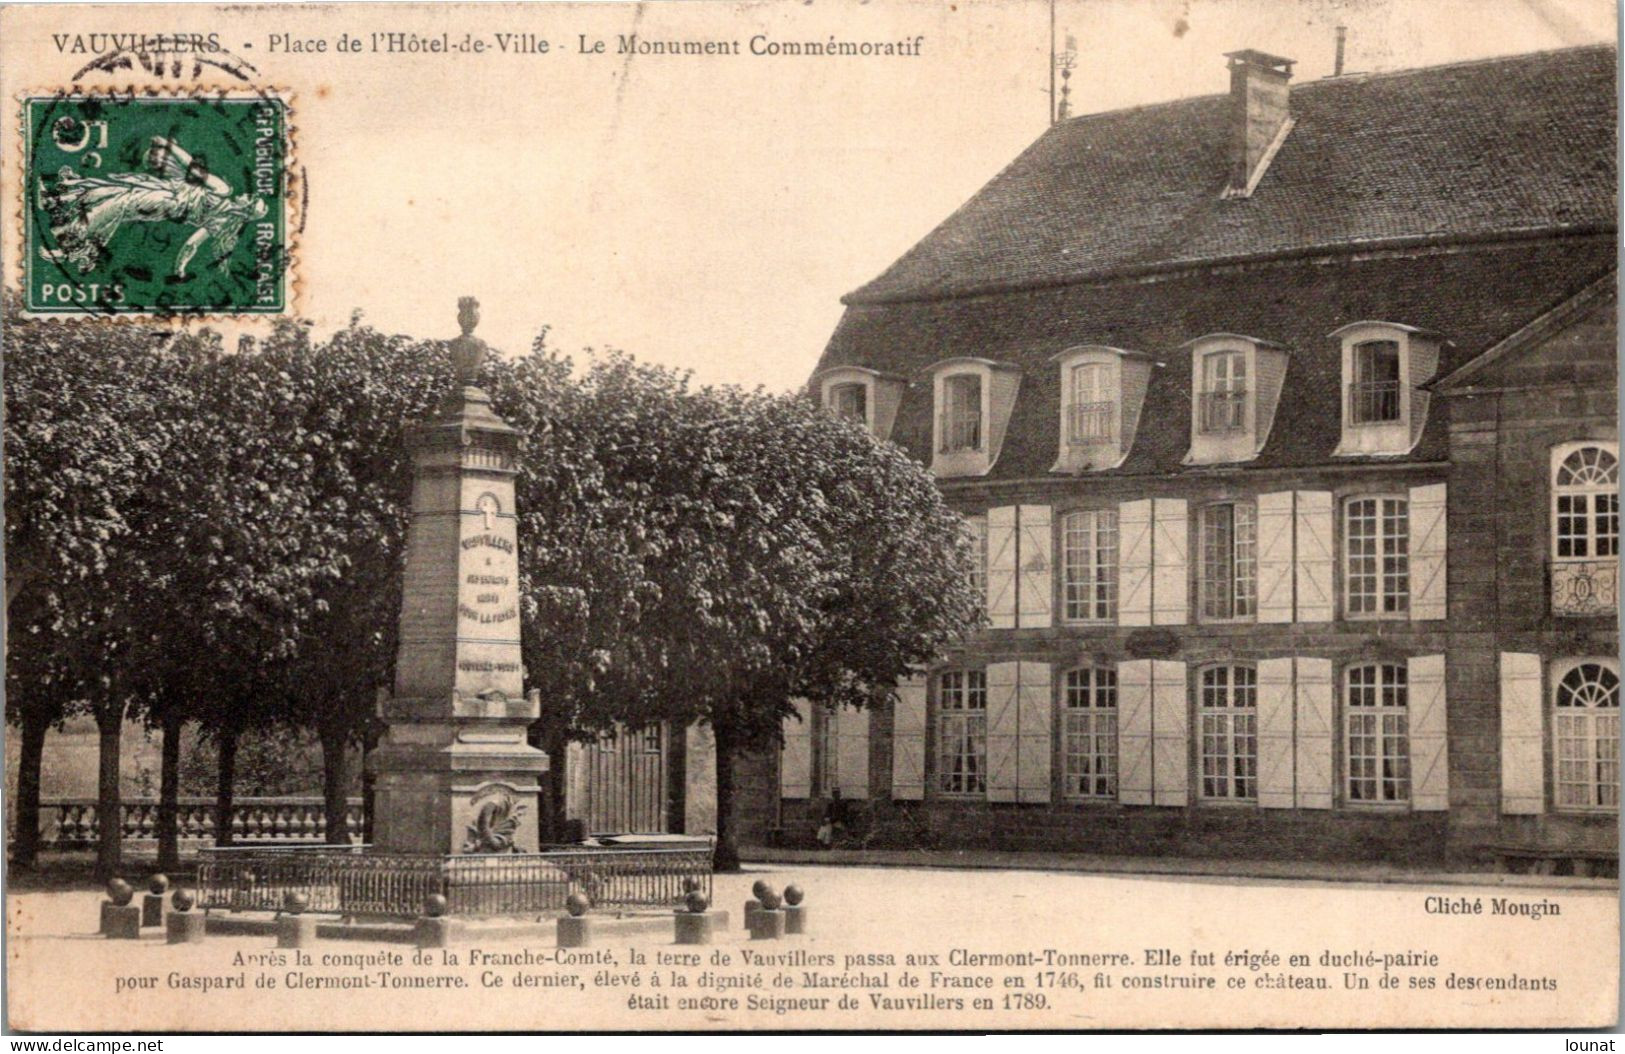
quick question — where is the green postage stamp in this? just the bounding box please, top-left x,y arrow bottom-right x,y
21,90 -> 291,316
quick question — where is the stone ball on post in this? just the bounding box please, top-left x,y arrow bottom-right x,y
424,894 -> 449,919
565,892 -> 591,917
783,884 -> 804,906
283,891 -> 309,915
171,889 -> 196,913
106,879 -> 134,906
685,891 -> 710,914
148,874 -> 170,895
751,879 -> 771,901
759,889 -> 783,911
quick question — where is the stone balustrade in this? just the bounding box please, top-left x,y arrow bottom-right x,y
36,797 -> 364,847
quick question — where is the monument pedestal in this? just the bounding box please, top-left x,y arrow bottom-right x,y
366,300 -> 548,857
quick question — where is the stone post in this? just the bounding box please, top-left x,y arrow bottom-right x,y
368,298 -> 549,856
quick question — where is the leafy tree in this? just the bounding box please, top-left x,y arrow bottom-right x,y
488,351 -> 982,869
3,300 -> 188,875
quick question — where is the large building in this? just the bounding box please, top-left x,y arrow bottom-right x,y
741,45 -> 1618,871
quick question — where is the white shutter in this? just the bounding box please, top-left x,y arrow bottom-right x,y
1152,499 -> 1189,626
1409,483 -> 1447,621
1118,500 -> 1153,627
1017,505 -> 1053,629
1118,660 -> 1154,805
985,662 -> 1020,802
1294,491 -> 1335,623
1499,653 -> 1544,815
987,506 -> 1018,629
1150,659 -> 1188,806
836,706 -> 870,800
891,676 -> 927,800
1016,661 -> 1053,803
1255,658 -> 1296,808
780,698 -> 813,799
1409,654 -> 1448,811
1293,657 -> 1334,809
1256,492 -> 1295,624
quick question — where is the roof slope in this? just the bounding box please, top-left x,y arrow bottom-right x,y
847,45 -> 1617,305
824,236 -> 1616,479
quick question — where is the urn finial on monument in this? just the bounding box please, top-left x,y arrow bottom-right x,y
367,296 -> 548,857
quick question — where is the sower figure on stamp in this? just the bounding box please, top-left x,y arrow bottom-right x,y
38,135 -> 265,277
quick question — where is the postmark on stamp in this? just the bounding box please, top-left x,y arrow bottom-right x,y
21,89 -> 290,316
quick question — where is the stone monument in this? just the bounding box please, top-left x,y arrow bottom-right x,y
368,298 -> 550,855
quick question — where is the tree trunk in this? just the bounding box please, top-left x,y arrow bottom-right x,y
711,716 -> 741,872
360,732 -> 377,845
318,721 -> 352,846
214,727 -> 239,847
93,702 -> 124,882
12,708 -> 51,870
156,708 -> 183,870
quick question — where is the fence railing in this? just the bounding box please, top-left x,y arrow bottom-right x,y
1066,401 -> 1114,445
195,843 -> 714,918
1349,380 -> 1402,424
38,797 -> 365,848
1199,390 -> 1247,433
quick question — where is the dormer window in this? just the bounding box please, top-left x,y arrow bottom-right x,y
1350,341 -> 1401,424
814,366 -> 907,441
1182,334 -> 1287,467
1050,346 -> 1154,475
1330,322 -> 1444,457
1067,362 -> 1113,445
1199,350 -> 1248,433
830,382 -> 867,424
940,374 -> 982,452
927,358 -> 1021,479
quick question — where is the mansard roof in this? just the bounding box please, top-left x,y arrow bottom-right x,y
820,236 -> 1615,480
844,45 -> 1617,307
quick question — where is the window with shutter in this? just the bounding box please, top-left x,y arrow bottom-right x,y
1344,664 -> 1410,805
1553,659 -> 1619,813
836,706 -> 870,800
1118,500 -> 1153,626
1117,660 -> 1154,805
1293,491 -> 1334,623
1345,496 -> 1409,619
1255,658 -> 1295,808
780,698 -> 814,799
1408,483 -> 1447,621
985,663 -> 1019,802
987,506 -> 1017,629
1017,506 -> 1053,629
1016,662 -> 1053,803
1199,665 -> 1257,800
938,670 -> 989,797
891,676 -> 927,800
1255,492 -> 1295,624
1199,502 -> 1257,622
1062,509 -> 1118,623
1152,499 -> 1189,626
1499,653 -> 1544,815
1151,660 -> 1189,807
1064,667 -> 1118,799
1294,658 -> 1334,809
1408,654 -> 1448,811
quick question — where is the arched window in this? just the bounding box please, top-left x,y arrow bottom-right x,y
1554,660 -> 1620,812
1345,663 -> 1409,803
1064,667 -> 1117,798
937,669 -> 987,796
1200,665 -> 1257,800
1552,444 -> 1619,560
1067,362 -> 1113,444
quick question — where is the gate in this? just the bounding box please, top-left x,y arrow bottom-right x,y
568,725 -> 668,834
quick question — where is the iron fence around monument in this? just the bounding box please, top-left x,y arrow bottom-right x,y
195,842 -> 714,918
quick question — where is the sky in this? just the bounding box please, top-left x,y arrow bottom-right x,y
2,0 -> 1616,391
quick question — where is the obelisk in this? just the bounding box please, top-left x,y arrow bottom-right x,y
369,298 -> 549,855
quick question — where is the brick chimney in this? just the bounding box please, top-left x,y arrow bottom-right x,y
1224,49 -> 1295,198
